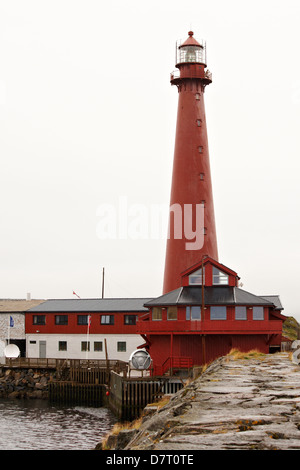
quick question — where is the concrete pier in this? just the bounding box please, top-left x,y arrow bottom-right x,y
123,352 -> 300,450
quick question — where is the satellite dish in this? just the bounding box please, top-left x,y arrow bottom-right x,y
4,344 -> 20,358
129,349 -> 151,370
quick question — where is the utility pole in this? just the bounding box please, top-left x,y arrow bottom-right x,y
102,267 -> 105,299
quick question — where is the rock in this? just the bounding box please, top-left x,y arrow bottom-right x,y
105,434 -> 118,450
39,376 -> 48,386
0,368 -> 49,399
115,429 -> 138,450
8,391 -> 20,399
143,405 -> 159,417
122,353 -> 300,450
35,383 -> 44,390
29,390 -> 43,399
171,402 -> 192,417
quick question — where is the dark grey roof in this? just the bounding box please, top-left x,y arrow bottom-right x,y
28,298 -> 153,313
144,287 -> 277,308
144,288 -> 183,306
234,289 -> 276,306
260,296 -> 283,310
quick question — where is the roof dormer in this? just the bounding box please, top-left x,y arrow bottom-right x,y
181,257 -> 239,287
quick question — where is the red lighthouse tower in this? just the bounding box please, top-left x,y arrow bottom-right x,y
137,32 -> 286,375
163,31 -> 218,294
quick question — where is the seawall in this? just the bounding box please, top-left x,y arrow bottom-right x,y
0,367 -> 54,399
102,352 -> 300,450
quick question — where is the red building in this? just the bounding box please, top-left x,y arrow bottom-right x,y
26,298 -> 152,361
138,257 -> 285,374
137,32 -> 286,374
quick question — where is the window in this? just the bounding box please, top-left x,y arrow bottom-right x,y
235,306 -> 247,320
55,315 -> 68,325
253,307 -> 264,320
186,306 -> 201,320
210,306 -> 227,320
94,341 -> 103,352
58,341 -> 67,351
152,307 -> 162,321
77,315 -> 88,325
33,315 -> 46,325
196,119 -> 202,127
124,315 -> 137,325
117,342 -> 126,352
199,173 -> 205,180
167,306 -> 177,320
101,315 -> 114,325
195,93 -> 200,100
212,267 -> 229,285
81,341 -> 90,352
189,267 -> 205,285
198,146 -> 203,153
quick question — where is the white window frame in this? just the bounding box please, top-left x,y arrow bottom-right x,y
212,267 -> 229,285
189,267 -> 205,285
186,306 -> 201,320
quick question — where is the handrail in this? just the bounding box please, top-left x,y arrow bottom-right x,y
4,357 -> 128,371
156,356 -> 193,376
170,69 -> 212,82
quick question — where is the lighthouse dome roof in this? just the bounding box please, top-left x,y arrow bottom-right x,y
179,31 -> 203,48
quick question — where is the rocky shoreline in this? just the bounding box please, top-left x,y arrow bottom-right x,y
99,352 -> 300,451
0,367 -> 55,399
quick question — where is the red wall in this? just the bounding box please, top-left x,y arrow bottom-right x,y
25,311 -> 144,335
150,333 -> 270,371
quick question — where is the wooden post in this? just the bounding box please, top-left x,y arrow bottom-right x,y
170,333 -> 173,376
201,256 -> 205,325
202,335 -> 206,365
104,338 -> 110,385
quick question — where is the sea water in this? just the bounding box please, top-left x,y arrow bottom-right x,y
0,399 -> 117,450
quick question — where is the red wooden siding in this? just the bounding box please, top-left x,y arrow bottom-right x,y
137,306 -> 283,336
149,333 -> 271,373
25,311 -> 144,335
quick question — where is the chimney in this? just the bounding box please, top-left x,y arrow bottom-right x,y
26,293 -> 31,301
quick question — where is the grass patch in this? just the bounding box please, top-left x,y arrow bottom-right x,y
101,416 -> 143,450
227,348 -> 266,360
146,396 -> 171,409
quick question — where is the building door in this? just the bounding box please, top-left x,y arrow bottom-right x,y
39,341 -> 46,358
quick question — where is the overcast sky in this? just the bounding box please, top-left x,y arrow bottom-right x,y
0,0 -> 299,320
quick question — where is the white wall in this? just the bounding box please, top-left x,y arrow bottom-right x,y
0,313 -> 25,343
26,333 -> 143,361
